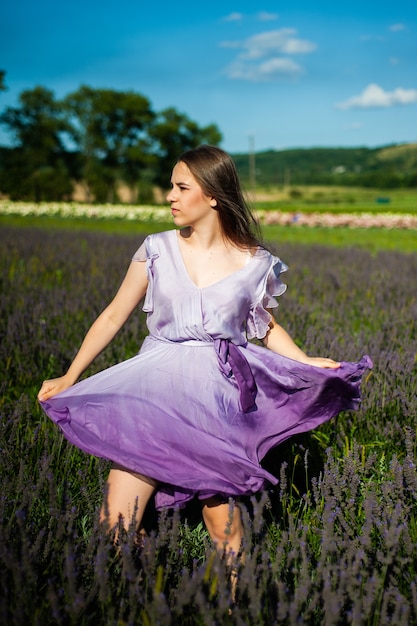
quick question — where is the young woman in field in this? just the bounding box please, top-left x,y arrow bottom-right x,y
38,145 -> 371,562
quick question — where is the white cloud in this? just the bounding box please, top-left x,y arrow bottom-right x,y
336,83 -> 417,110
389,23 -> 406,32
221,28 -> 316,82
222,12 -> 243,22
258,57 -> 302,77
226,57 -> 302,81
241,29 -> 316,59
257,12 -> 279,21
221,11 -> 279,23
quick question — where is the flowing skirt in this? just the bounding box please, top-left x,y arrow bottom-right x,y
40,336 -> 372,508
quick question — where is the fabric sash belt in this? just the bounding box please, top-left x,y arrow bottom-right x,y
214,338 -> 257,413
147,335 -> 258,413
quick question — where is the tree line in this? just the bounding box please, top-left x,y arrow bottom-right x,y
1,74 -> 415,202
0,82 -> 221,202
234,145 -> 417,190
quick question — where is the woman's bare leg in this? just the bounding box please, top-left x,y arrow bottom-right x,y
201,497 -> 243,556
202,498 -> 243,600
100,463 -> 157,534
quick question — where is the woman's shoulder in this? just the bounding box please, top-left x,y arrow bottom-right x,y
142,229 -> 177,249
253,245 -> 284,264
252,246 -> 289,282
132,230 -> 176,261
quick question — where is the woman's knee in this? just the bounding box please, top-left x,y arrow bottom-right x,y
100,465 -> 157,530
202,499 -> 243,546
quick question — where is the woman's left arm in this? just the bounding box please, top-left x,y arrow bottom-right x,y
262,312 -> 340,369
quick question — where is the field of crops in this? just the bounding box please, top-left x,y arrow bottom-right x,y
1,221 -> 417,625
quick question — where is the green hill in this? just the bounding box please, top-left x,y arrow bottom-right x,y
232,143 -> 417,189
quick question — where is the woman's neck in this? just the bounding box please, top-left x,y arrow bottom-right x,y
178,225 -> 228,251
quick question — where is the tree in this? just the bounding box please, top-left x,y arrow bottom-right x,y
0,70 -> 6,92
0,86 -> 73,200
0,83 -> 224,201
64,86 -> 155,202
150,107 -> 222,187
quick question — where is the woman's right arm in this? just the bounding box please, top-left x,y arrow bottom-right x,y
38,260 -> 148,401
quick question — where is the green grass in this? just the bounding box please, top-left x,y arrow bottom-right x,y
0,214 -> 172,235
1,214 -> 416,254
253,186 -> 417,213
261,224 -> 417,254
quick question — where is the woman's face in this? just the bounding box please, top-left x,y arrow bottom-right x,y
166,161 -> 217,229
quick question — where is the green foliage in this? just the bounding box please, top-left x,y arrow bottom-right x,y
1,80 -> 415,200
0,86 -> 74,200
150,107 -> 222,187
0,85 -> 222,202
64,85 -> 156,202
0,70 -> 6,92
234,144 -> 417,189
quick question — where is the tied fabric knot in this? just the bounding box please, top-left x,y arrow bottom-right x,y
214,339 -> 257,412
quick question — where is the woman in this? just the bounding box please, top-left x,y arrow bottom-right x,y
38,145 -> 371,558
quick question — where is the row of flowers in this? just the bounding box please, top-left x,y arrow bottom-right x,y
1,199 -> 416,229
259,209 -> 417,229
0,200 -> 170,222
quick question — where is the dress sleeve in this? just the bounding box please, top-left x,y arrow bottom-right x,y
246,256 -> 288,340
132,239 -> 148,262
131,236 -> 159,313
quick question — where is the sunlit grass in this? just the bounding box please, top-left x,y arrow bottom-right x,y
1,212 -> 416,253
253,185 -> 417,213
262,224 -> 417,254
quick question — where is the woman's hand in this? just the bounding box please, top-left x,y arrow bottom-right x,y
38,374 -> 75,402
263,316 -> 341,369
302,356 -> 341,369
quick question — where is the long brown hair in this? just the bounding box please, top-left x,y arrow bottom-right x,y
178,145 -> 263,249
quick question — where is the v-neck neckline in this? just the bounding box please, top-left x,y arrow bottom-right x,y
172,230 -> 257,290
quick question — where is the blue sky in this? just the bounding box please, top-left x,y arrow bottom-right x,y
1,0 -> 416,153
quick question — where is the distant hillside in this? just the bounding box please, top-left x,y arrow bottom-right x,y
232,143 -> 417,189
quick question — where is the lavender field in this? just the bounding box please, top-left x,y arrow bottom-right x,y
1,225 -> 416,625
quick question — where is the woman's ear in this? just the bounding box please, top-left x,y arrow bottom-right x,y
210,197 -> 217,208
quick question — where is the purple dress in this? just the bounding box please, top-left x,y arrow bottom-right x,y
41,230 -> 372,509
